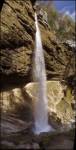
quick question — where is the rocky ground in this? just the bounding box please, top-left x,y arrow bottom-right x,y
1,113 -> 75,149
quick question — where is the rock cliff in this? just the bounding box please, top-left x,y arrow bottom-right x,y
0,0 -> 35,89
38,17 -> 75,81
0,1 -> 75,149
0,0 -> 75,90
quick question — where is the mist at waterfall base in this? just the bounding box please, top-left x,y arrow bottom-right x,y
32,13 -> 53,134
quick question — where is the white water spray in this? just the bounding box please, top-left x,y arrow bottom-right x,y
33,13 -> 52,134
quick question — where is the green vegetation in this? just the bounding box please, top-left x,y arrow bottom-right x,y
48,7 -> 75,41
37,1 -> 75,41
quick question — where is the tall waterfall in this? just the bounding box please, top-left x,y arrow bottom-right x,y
33,13 -> 52,134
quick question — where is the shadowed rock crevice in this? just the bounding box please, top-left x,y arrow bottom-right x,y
0,0 -> 5,11
0,73 -> 31,90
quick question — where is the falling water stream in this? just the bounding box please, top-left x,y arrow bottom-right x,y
33,13 -> 53,134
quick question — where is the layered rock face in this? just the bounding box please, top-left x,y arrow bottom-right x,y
0,0 -> 75,90
0,0 -> 35,88
38,17 -> 75,80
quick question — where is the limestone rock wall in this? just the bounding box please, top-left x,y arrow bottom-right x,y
38,18 -> 75,80
0,0 -> 35,88
0,0 -> 75,89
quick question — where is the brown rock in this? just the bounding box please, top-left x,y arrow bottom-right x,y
0,0 -> 75,89
0,87 -> 33,121
0,0 -> 35,88
25,81 -> 75,124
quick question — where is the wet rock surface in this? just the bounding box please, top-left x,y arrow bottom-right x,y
25,81 -> 75,124
0,81 -> 75,149
1,81 -> 75,124
0,80 -> 75,149
1,113 -> 75,149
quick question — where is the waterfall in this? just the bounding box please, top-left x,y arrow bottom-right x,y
33,13 -> 52,134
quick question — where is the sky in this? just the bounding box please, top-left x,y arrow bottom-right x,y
53,0 -> 76,20
37,0 -> 75,20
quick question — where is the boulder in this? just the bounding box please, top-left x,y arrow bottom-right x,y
25,81 -> 75,124
1,81 -> 74,124
0,87 -> 33,121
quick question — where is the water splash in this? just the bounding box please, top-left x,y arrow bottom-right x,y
33,13 -> 53,134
